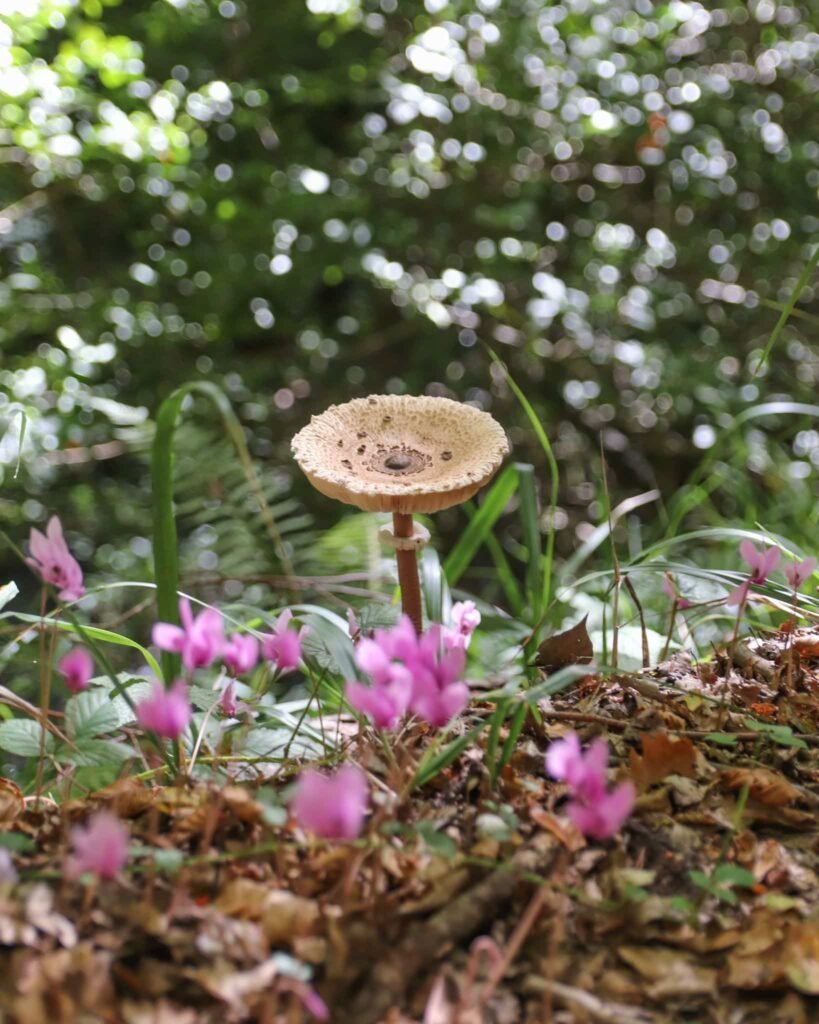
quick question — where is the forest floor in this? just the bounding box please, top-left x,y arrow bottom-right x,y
2,627 -> 819,1024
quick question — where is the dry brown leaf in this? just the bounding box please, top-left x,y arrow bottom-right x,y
536,616 -> 593,673
785,922 -> 819,995
618,945 -> 717,999
0,777 -> 24,824
628,732 -> 697,791
720,767 -> 801,807
261,890 -> 322,943
122,1000 -> 199,1024
794,635 -> 819,657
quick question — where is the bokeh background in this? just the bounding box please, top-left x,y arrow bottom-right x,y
1,0 -> 818,617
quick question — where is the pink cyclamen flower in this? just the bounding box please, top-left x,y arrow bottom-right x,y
66,811 -> 129,880
219,680 -> 239,717
346,620 -> 414,729
152,598 -> 224,672
135,679 -> 192,739
785,556 -> 817,591
347,616 -> 469,730
662,574 -> 691,610
442,600 -> 481,650
262,609 -> 308,673
546,733 -> 634,840
406,625 -> 469,728
725,540 -> 781,607
58,647 -> 94,693
291,765 -> 369,840
27,516 -> 84,602
223,633 -> 259,676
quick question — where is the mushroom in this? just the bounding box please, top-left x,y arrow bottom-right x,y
291,395 -> 509,633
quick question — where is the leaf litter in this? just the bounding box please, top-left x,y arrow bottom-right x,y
2,627 -> 819,1022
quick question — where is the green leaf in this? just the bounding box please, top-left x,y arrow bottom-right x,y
65,689 -> 119,739
415,821 -> 458,858
59,739 -> 136,767
0,832 -> 34,852
712,864 -> 757,888
704,732 -> 738,747
153,848 -> 184,874
0,719 -> 54,756
743,718 -> 807,749
295,604 -> 357,680
90,675 -> 154,727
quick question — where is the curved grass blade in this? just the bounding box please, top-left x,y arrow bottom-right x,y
152,381 -> 294,681
487,347 -> 560,610
0,612 -> 162,678
752,242 -> 819,376
444,463 -> 519,587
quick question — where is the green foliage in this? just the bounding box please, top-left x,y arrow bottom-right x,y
2,0 -> 819,617
689,864 -> 757,906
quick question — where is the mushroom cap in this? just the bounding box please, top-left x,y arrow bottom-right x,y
291,395 -> 510,514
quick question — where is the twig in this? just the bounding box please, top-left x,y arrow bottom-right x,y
623,575 -> 650,668
341,836 -> 558,1024
523,978 -> 657,1024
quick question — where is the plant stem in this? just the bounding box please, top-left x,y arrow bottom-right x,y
393,512 -> 423,633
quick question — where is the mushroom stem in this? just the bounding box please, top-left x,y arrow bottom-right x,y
393,512 -> 424,634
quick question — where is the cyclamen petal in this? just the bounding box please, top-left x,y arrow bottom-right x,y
347,680 -> 407,730
291,765 -> 369,840
262,610 -> 307,672
27,516 -> 85,602
136,680 -> 192,739
546,733 -> 633,840
785,556 -> 817,590
566,781 -> 635,841
443,600 -> 481,650
66,812 -> 129,880
58,648 -> 94,693
545,733 -> 585,787
223,633 -> 259,676
152,599 -> 224,671
739,539 -> 763,572
151,623 -> 187,653
725,579 -> 751,607
758,547 -> 781,579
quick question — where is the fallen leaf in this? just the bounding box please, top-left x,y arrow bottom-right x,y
794,635 -> 819,657
0,777 -> 23,824
536,616 -> 593,673
618,945 -> 717,999
720,767 -> 801,807
629,732 -> 697,791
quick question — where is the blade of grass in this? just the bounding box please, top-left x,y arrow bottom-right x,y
487,347 -> 559,610
516,463 -> 542,618
0,612 -> 162,678
443,463 -> 519,587
752,242 -> 819,376
493,701 -> 528,784
421,546 -> 447,624
412,723 -> 486,789
483,530 -> 526,619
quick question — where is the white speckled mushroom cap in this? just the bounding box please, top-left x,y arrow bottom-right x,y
291,395 -> 509,514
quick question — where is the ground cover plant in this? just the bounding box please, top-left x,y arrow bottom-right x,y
2,377 -> 819,1023
3,1 -> 819,1020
